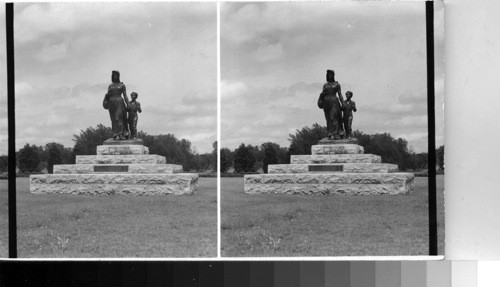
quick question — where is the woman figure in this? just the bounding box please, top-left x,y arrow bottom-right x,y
104,70 -> 129,140
318,69 -> 344,139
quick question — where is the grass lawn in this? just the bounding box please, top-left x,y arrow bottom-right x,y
0,177 -> 217,258
221,175 -> 445,257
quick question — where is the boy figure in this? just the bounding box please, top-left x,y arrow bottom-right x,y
342,91 -> 357,139
128,92 -> 142,139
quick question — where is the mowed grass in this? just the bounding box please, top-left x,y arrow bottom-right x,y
221,175 -> 445,257
0,177 -> 217,258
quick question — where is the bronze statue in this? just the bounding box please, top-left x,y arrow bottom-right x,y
342,91 -> 357,139
318,69 -> 345,139
103,71 -> 130,140
128,92 -> 142,139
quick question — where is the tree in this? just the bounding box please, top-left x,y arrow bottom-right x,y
0,155 -> 7,173
73,124 -> 113,155
262,144 -> 279,174
233,144 -> 256,173
220,148 -> 233,173
288,123 -> 328,155
18,143 -> 41,173
436,145 -> 444,170
47,145 -> 63,174
352,130 -> 416,171
45,142 -> 74,165
211,141 -> 218,171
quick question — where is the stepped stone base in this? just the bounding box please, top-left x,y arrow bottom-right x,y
244,173 -> 413,195
30,173 -> 198,195
291,154 -> 381,164
53,164 -> 183,174
311,144 -> 364,155
97,145 -> 149,155
268,163 -> 398,174
76,155 -> 166,164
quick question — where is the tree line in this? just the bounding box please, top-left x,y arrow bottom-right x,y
12,124 -> 216,174
3,123 -> 444,175
219,123 -> 444,174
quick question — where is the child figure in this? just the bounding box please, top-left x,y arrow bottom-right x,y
342,91 -> 357,139
128,92 -> 142,139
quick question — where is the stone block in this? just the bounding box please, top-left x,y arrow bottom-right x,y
103,138 -> 144,145
30,173 -> 198,195
75,155 -> 166,164
53,164 -> 183,174
244,173 -> 414,195
290,154 -> 381,164
97,145 -> 149,155
311,144 -> 364,155
318,137 -> 359,144
268,163 -> 399,174
244,183 -> 412,195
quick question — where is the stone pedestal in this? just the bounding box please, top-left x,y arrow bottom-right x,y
30,140 -> 198,195
244,142 -> 414,195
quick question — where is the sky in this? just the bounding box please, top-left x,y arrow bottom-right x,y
5,3 -> 217,154
0,9 -> 6,155
221,1 -> 444,153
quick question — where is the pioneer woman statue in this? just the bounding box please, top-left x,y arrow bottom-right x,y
318,69 -> 345,139
103,70 -> 130,140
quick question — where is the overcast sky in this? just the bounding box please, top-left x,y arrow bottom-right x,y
6,3 -> 216,154
221,1 -> 444,153
0,9 -> 5,155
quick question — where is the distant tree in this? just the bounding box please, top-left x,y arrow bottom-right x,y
0,155 -> 7,173
436,145 -> 444,170
18,143 -> 41,173
190,153 -> 211,172
233,144 -> 256,173
45,142 -> 74,164
352,130 -> 416,171
73,124 -> 113,155
211,141 -> 218,171
47,145 -> 63,174
413,153 -> 428,170
288,123 -> 328,155
220,148 -> 233,173
262,144 -> 279,174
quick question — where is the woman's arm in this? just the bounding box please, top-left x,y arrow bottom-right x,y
337,84 -> 345,106
122,84 -> 130,107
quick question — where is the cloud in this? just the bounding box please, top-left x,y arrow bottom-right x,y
36,42 -> 68,62
13,3 -> 217,154
254,43 -> 283,62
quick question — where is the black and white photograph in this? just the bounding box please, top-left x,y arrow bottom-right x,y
220,1 -> 444,257
1,2 -> 217,258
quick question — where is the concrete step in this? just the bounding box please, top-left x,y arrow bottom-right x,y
311,144 -> 364,155
244,173 -> 413,195
96,145 -> 149,155
53,164 -> 183,174
75,155 -> 166,164
268,163 -> 398,174
30,173 -> 198,195
290,154 -> 381,164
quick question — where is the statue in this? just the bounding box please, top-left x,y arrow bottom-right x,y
127,92 -> 142,139
318,69 -> 345,140
342,91 -> 357,139
103,70 -> 130,140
